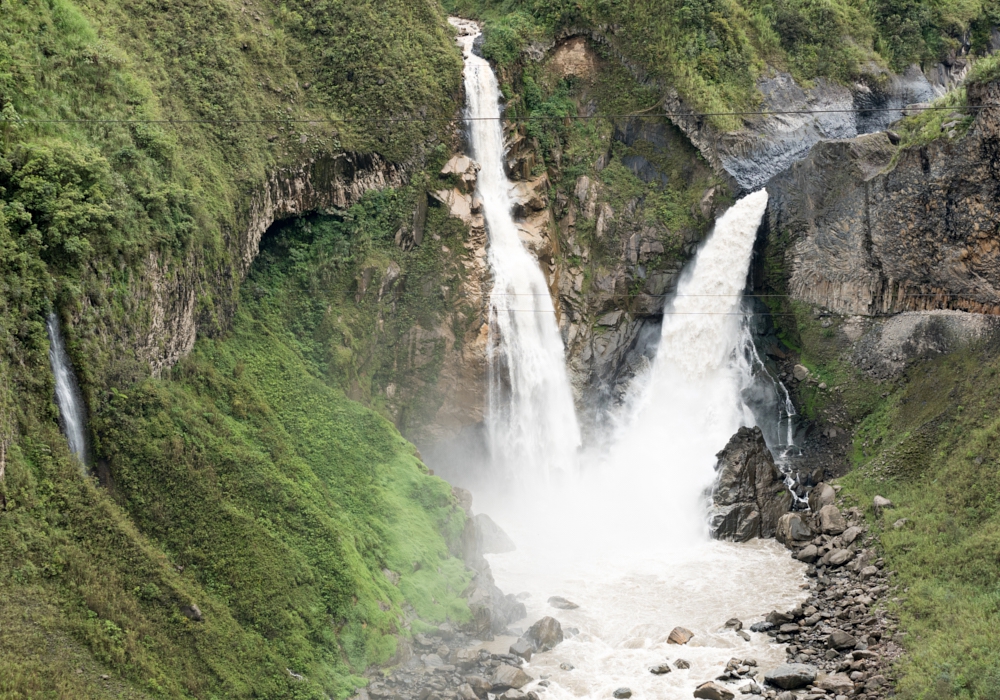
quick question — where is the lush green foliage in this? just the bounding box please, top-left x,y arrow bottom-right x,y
0,0 -> 472,697
448,0 -> 997,127
773,302 -> 1000,699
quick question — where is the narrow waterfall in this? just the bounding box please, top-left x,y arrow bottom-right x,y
451,19 -> 581,480
46,312 -> 88,467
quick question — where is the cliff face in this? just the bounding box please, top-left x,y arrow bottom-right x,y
763,77 -> 1000,318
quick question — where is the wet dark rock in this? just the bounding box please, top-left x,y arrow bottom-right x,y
749,622 -> 774,633
709,426 -> 793,541
794,544 -> 819,563
724,618 -> 743,631
808,483 -> 836,511
559,662 -> 574,671
649,662 -> 673,675
675,659 -> 691,669
522,617 -> 564,653
612,688 -> 632,699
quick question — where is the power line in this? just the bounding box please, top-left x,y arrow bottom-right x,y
0,104 -> 989,126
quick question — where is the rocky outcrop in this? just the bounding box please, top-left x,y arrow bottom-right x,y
764,77 -> 1000,318
457,490 -> 526,639
708,426 -> 793,541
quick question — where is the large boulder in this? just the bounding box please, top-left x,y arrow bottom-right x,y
817,504 -> 847,534
775,512 -> 813,545
709,427 -> 793,541
474,514 -> 516,554
808,483 -> 836,511
492,664 -> 532,692
521,616 -> 564,653
764,663 -> 818,689
463,569 -> 527,640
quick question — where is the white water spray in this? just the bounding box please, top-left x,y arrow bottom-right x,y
447,20 -> 805,698
452,19 -> 581,480
46,312 -> 88,467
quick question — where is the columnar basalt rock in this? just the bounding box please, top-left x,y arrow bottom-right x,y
764,77 -> 1000,319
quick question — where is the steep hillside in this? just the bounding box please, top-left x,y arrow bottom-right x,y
0,1 -> 477,698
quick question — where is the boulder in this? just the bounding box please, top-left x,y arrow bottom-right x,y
649,663 -> 673,675
492,664 -> 532,692
709,427 -> 793,541
827,630 -> 857,650
675,659 -> 691,669
724,618 -> 743,631
466,676 -> 491,697
841,525 -> 863,545
693,681 -> 735,700
776,512 -> 813,545
817,504 -> 847,534
764,663 -> 818,689
463,569 -> 527,640
547,596 -> 579,610
792,365 -> 809,381
794,544 -> 819,563
180,604 -> 203,622
668,627 -> 695,645
612,689 -> 632,699
873,495 -> 894,516
509,638 -> 533,661
808,483 -> 836,511
825,548 -> 854,567
457,683 -> 478,700
815,673 -> 855,693
522,616 -> 563,652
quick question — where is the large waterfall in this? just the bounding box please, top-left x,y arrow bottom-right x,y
46,312 -> 88,467
452,19 -> 581,481
448,19 -> 806,699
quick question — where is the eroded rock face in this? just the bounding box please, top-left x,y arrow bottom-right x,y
763,77 -> 1000,319
709,426 -> 793,541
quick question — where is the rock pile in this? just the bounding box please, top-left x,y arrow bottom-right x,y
357,627 -> 546,700
752,492 -> 902,699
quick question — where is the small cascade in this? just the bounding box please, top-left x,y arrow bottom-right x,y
46,312 -> 88,467
450,18 -> 581,481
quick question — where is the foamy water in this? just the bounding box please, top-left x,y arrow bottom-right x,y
489,539 -> 805,699
448,18 -> 807,698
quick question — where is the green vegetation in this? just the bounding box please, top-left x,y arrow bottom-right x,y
839,342 -> 1000,700
0,0 -> 474,697
0,187 -> 474,700
448,0 -> 997,128
770,301 -> 1000,699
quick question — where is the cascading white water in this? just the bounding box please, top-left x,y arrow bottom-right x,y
451,19 -> 581,480
481,192 -> 807,700
447,19 -> 805,698
46,312 -> 88,466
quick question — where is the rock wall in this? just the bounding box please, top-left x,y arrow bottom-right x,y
763,77 -> 1000,318
82,151 -> 411,379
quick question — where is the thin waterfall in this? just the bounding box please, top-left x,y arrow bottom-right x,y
451,19 -> 581,480
46,312 -> 88,467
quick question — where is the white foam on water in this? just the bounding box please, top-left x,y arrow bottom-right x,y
449,19 -> 807,698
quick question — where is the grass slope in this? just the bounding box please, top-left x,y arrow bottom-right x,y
776,302 -> 1000,699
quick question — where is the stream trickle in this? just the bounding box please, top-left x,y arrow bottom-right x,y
450,18 -> 806,698
46,312 -> 88,468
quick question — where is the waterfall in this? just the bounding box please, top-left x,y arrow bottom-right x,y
46,312 -> 88,467
451,18 -> 581,480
